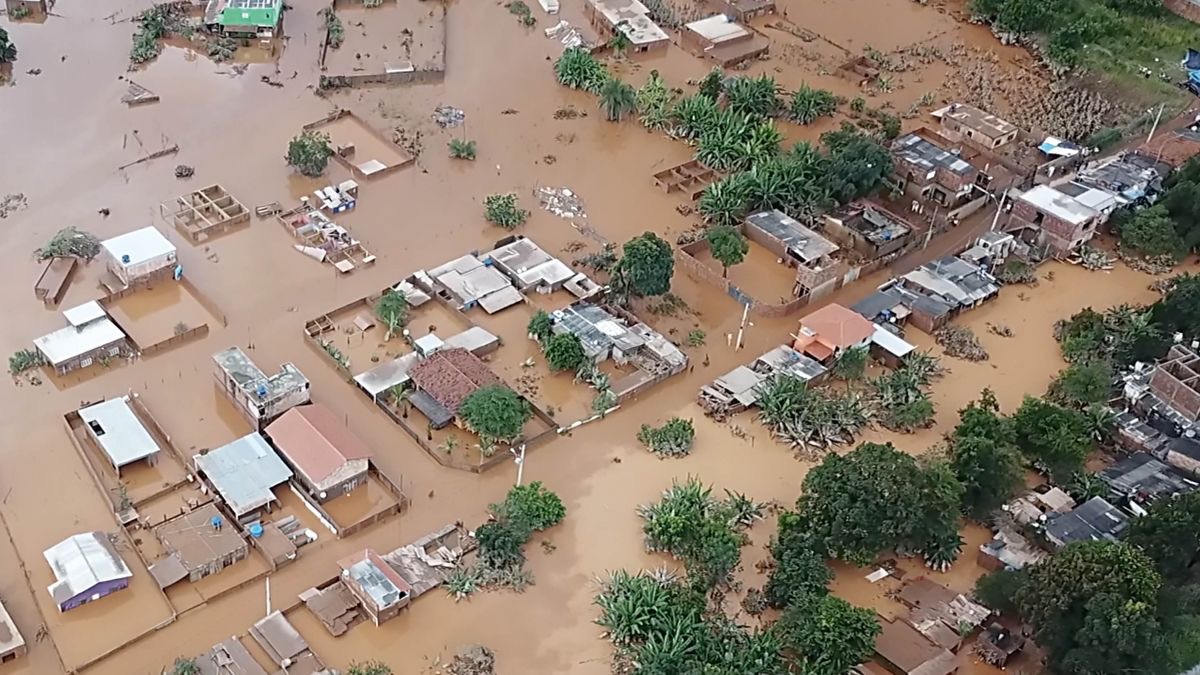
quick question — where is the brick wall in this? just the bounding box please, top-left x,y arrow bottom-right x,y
1166,0 -> 1200,23
1150,368 -> 1200,421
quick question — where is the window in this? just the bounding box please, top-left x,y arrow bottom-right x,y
109,346 -> 120,357
80,357 -> 93,368
88,421 -> 106,436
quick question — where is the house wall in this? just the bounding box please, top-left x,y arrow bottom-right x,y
822,218 -> 910,259
5,0 -> 47,16
310,459 -> 369,501
104,250 -> 176,287
62,578 -> 129,612
720,0 -> 775,21
185,542 -> 250,582
1166,449 -> 1200,477
46,338 -> 130,375
1149,368 -> 1200,422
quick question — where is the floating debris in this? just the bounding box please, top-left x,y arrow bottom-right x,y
535,186 -> 586,220
935,325 -> 989,361
987,323 -> 1013,338
121,79 -> 159,106
1073,245 -> 1115,271
446,644 -> 496,675
174,164 -> 194,179
1119,250 -> 1175,275
0,193 -> 28,219
432,105 -> 465,128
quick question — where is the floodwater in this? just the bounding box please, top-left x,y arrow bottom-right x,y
0,0 -> 1171,673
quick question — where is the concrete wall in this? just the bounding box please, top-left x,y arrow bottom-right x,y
1150,368 -> 1200,422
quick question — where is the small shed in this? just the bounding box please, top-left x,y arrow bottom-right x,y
338,548 -> 412,625
78,396 -> 161,474
194,433 -> 293,518
265,404 -> 372,502
43,532 -> 133,612
100,226 -> 177,287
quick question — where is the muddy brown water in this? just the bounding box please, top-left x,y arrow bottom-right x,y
0,0 -> 1172,672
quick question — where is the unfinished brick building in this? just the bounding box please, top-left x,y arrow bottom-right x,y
1149,344 -> 1200,423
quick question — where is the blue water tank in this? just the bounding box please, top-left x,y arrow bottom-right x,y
256,384 -> 268,398
121,254 -> 131,264
248,523 -> 264,538
210,515 -> 223,529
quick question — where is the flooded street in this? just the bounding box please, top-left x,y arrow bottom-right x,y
0,0 -> 1178,673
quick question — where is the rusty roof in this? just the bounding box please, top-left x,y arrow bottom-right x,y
266,404 -> 372,485
408,348 -> 500,413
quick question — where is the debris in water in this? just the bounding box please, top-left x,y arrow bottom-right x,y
446,644 -> 495,675
432,105 -> 465,128
174,165 -> 194,179
535,186 -> 586,220
98,208 -> 111,217
121,80 -> 159,106
987,322 -> 1013,338
0,193 -> 28,219
935,325 -> 989,361
1118,249 -> 1175,275
542,154 -> 556,165
500,108 -> 519,115
1073,245 -> 1115,271
553,105 -> 580,119
25,68 -> 41,76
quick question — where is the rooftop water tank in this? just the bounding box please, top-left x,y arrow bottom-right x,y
248,523 -> 264,538
121,254 -> 131,264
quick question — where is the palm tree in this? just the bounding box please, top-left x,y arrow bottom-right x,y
555,47 -> 607,93
599,78 -> 637,122
608,23 -> 633,58
722,75 -> 780,119
698,174 -> 750,228
670,94 -> 719,140
789,84 -> 838,124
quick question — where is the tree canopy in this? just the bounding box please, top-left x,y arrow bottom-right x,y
1011,396 -> 1090,481
543,332 -> 586,372
553,47 -> 607,93
614,232 -> 674,297
1046,360 -> 1112,410
787,442 -> 962,566
1015,541 -> 1162,674
286,130 -> 333,177
458,385 -> 531,445
0,27 -> 16,64
777,593 -> 880,675
1119,205 -> 1184,258
348,661 -> 392,675
1126,491 -> 1200,584
706,224 -> 748,275
599,78 -> 637,122
527,310 -> 552,342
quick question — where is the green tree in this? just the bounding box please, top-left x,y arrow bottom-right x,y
483,193 -> 529,229
448,138 -> 477,160
722,75 -> 780,119
476,519 -> 528,568
286,130 -> 334,177
778,593 -> 880,675
599,77 -> 637,122
1011,396 -> 1089,481
0,27 -> 16,64
788,84 -> 838,124
1015,541 -> 1162,672
458,385 -> 531,445
34,226 -> 101,261
348,661 -> 392,675
544,332 -> 586,372
765,531 -> 831,608
973,568 -> 1025,615
527,309 -> 553,342
554,47 -> 607,93
698,67 -> 725,100
494,481 -> 566,532
821,123 -> 893,204
635,70 -> 674,130
170,657 -> 200,675
789,442 -> 960,565
1120,205 -> 1184,258
1047,360 -> 1113,410
374,289 -> 409,340
608,24 -> 633,57
706,224 -> 748,277
613,232 -> 674,297
832,345 -> 869,380
638,478 -> 756,587
949,434 -> 1023,520
1126,492 -> 1200,584
1151,274 -> 1200,340
1056,307 -> 1108,364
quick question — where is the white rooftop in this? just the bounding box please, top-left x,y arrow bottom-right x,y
588,0 -> 668,45
101,226 -> 176,269
63,300 -> 107,328
1071,187 -> 1117,213
1018,185 -> 1098,226
79,396 -> 161,468
34,317 -> 127,366
685,14 -> 750,43
43,532 -> 133,606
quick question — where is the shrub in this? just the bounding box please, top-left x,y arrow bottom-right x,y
544,332 -> 586,372
483,193 -> 529,229
637,418 -> 695,457
286,130 -> 334,177
527,310 -> 553,342
459,385 -> 531,445
495,481 -> 566,531
449,138 -> 477,160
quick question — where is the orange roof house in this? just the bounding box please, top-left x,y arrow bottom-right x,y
793,303 -> 875,362
265,403 -> 372,501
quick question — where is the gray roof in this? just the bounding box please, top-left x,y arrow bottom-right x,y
903,255 -> 998,308
78,396 -> 161,468
1044,496 -> 1129,547
552,302 -> 645,357
755,345 -> 827,381
43,532 -> 133,605
893,132 -> 974,176
354,352 -> 421,399
194,433 -> 292,516
852,286 -> 954,321
745,210 -> 839,263
1099,452 -> 1197,502
409,390 -> 453,428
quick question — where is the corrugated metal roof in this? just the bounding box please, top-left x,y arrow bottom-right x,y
43,532 -> 132,605
78,396 -> 161,468
194,433 -> 292,516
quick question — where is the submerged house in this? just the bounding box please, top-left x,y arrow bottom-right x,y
43,532 -> 133,612
1007,184 -> 1106,256
99,226 -> 177,288
680,14 -> 769,67
822,201 -> 914,259
583,0 -> 669,53
407,348 -> 503,429
744,209 -> 842,302
266,403 -> 372,502
791,303 -> 875,363
932,103 -> 1019,150
213,346 -> 311,429
338,548 -> 412,625
194,433 -> 293,520
205,0 -> 284,38
33,301 -> 131,375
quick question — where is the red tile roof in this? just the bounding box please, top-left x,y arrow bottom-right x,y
265,404 -> 371,484
408,348 -> 501,413
800,303 -> 875,350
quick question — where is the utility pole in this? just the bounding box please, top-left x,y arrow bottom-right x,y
1147,102 -> 1167,144
990,190 -> 1008,232
735,302 -> 750,351
511,443 -> 526,486
923,205 -> 939,249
